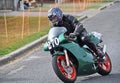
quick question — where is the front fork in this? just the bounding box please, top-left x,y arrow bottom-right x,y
64,49 -> 70,67
103,44 -> 106,54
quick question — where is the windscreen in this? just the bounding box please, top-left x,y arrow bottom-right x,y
48,27 -> 67,41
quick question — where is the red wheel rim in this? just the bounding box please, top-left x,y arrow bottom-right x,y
99,53 -> 111,71
57,55 -> 76,80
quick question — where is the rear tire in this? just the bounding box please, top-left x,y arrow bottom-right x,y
52,55 -> 77,83
97,52 -> 112,75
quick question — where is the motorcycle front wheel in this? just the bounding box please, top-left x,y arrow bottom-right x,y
52,55 -> 77,83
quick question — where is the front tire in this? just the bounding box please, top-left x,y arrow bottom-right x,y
52,55 -> 77,83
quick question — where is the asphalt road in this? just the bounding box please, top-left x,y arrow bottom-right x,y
0,2 -> 120,83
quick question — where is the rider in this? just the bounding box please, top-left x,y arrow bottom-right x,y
47,7 -> 104,59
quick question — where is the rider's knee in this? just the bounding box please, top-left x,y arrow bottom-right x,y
82,36 -> 91,43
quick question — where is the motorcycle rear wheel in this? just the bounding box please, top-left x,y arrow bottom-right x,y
97,52 -> 112,75
52,55 -> 77,83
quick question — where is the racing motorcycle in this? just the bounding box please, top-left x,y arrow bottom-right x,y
43,27 -> 112,83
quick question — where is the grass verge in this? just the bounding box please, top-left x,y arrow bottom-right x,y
0,28 -> 49,56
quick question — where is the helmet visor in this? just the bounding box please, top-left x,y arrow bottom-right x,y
48,15 -> 58,24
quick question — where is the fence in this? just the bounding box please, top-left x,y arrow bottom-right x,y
0,0 -> 15,10
0,11 -> 49,49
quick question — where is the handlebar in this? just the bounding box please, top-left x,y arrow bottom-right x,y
64,34 -> 77,41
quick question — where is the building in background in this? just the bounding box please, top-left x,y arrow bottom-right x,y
0,0 -> 36,11
0,0 -> 19,11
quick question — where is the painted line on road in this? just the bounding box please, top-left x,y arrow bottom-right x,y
7,65 -> 25,75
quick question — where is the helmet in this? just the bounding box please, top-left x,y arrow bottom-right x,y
48,7 -> 63,25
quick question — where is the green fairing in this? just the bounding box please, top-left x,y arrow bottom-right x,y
60,42 -> 96,76
43,32 -> 97,75
53,51 -> 65,56
43,33 -> 67,51
58,33 -> 68,43
43,42 -> 49,51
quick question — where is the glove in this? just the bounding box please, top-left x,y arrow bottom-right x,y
69,33 -> 76,38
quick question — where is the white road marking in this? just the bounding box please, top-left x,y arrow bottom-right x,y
24,56 -> 40,61
7,65 -> 25,75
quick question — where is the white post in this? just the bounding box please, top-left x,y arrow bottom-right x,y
38,7 -> 41,32
4,13 -> 8,40
21,11 -> 24,39
19,0 -> 24,11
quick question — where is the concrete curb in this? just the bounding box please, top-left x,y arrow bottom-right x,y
78,15 -> 88,21
98,2 -> 113,10
0,10 -> 12,13
0,1 -> 117,66
99,5 -> 107,10
98,1 -> 119,10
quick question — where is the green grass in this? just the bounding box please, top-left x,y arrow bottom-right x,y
87,5 -> 101,9
0,28 -> 50,56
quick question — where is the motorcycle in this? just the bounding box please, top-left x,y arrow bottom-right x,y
43,27 -> 112,83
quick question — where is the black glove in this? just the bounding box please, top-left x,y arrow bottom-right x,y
69,33 -> 76,38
